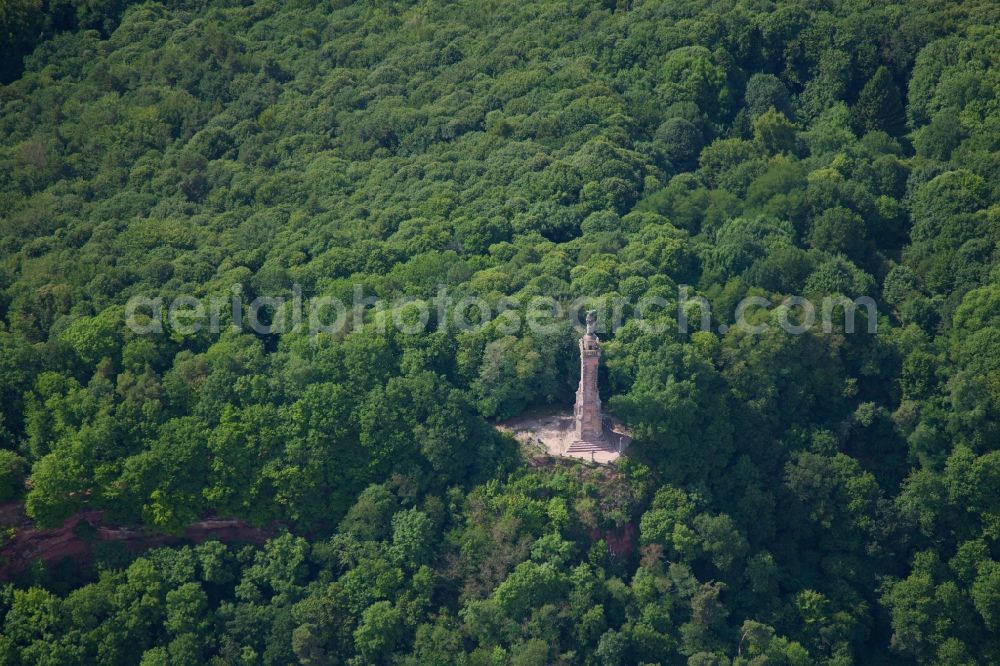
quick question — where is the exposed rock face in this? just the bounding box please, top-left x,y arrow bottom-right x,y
589,522 -> 636,559
0,502 -> 276,580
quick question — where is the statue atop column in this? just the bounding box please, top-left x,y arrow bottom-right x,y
574,310 -> 604,443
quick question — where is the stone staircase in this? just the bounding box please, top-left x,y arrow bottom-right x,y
566,437 -> 617,454
566,417 -> 628,455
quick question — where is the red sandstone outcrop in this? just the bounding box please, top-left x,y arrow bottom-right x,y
0,502 -> 276,580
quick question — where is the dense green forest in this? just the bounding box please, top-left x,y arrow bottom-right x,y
1,0 -> 999,663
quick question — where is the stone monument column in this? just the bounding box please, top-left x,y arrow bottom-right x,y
575,310 -> 603,442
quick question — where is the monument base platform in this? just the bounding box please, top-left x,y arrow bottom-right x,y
497,409 -> 632,465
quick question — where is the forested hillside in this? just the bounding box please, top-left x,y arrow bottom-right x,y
1,0 -> 998,663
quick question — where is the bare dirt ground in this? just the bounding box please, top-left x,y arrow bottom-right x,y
497,407 -> 632,464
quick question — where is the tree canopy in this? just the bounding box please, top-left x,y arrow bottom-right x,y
0,0 -> 998,663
